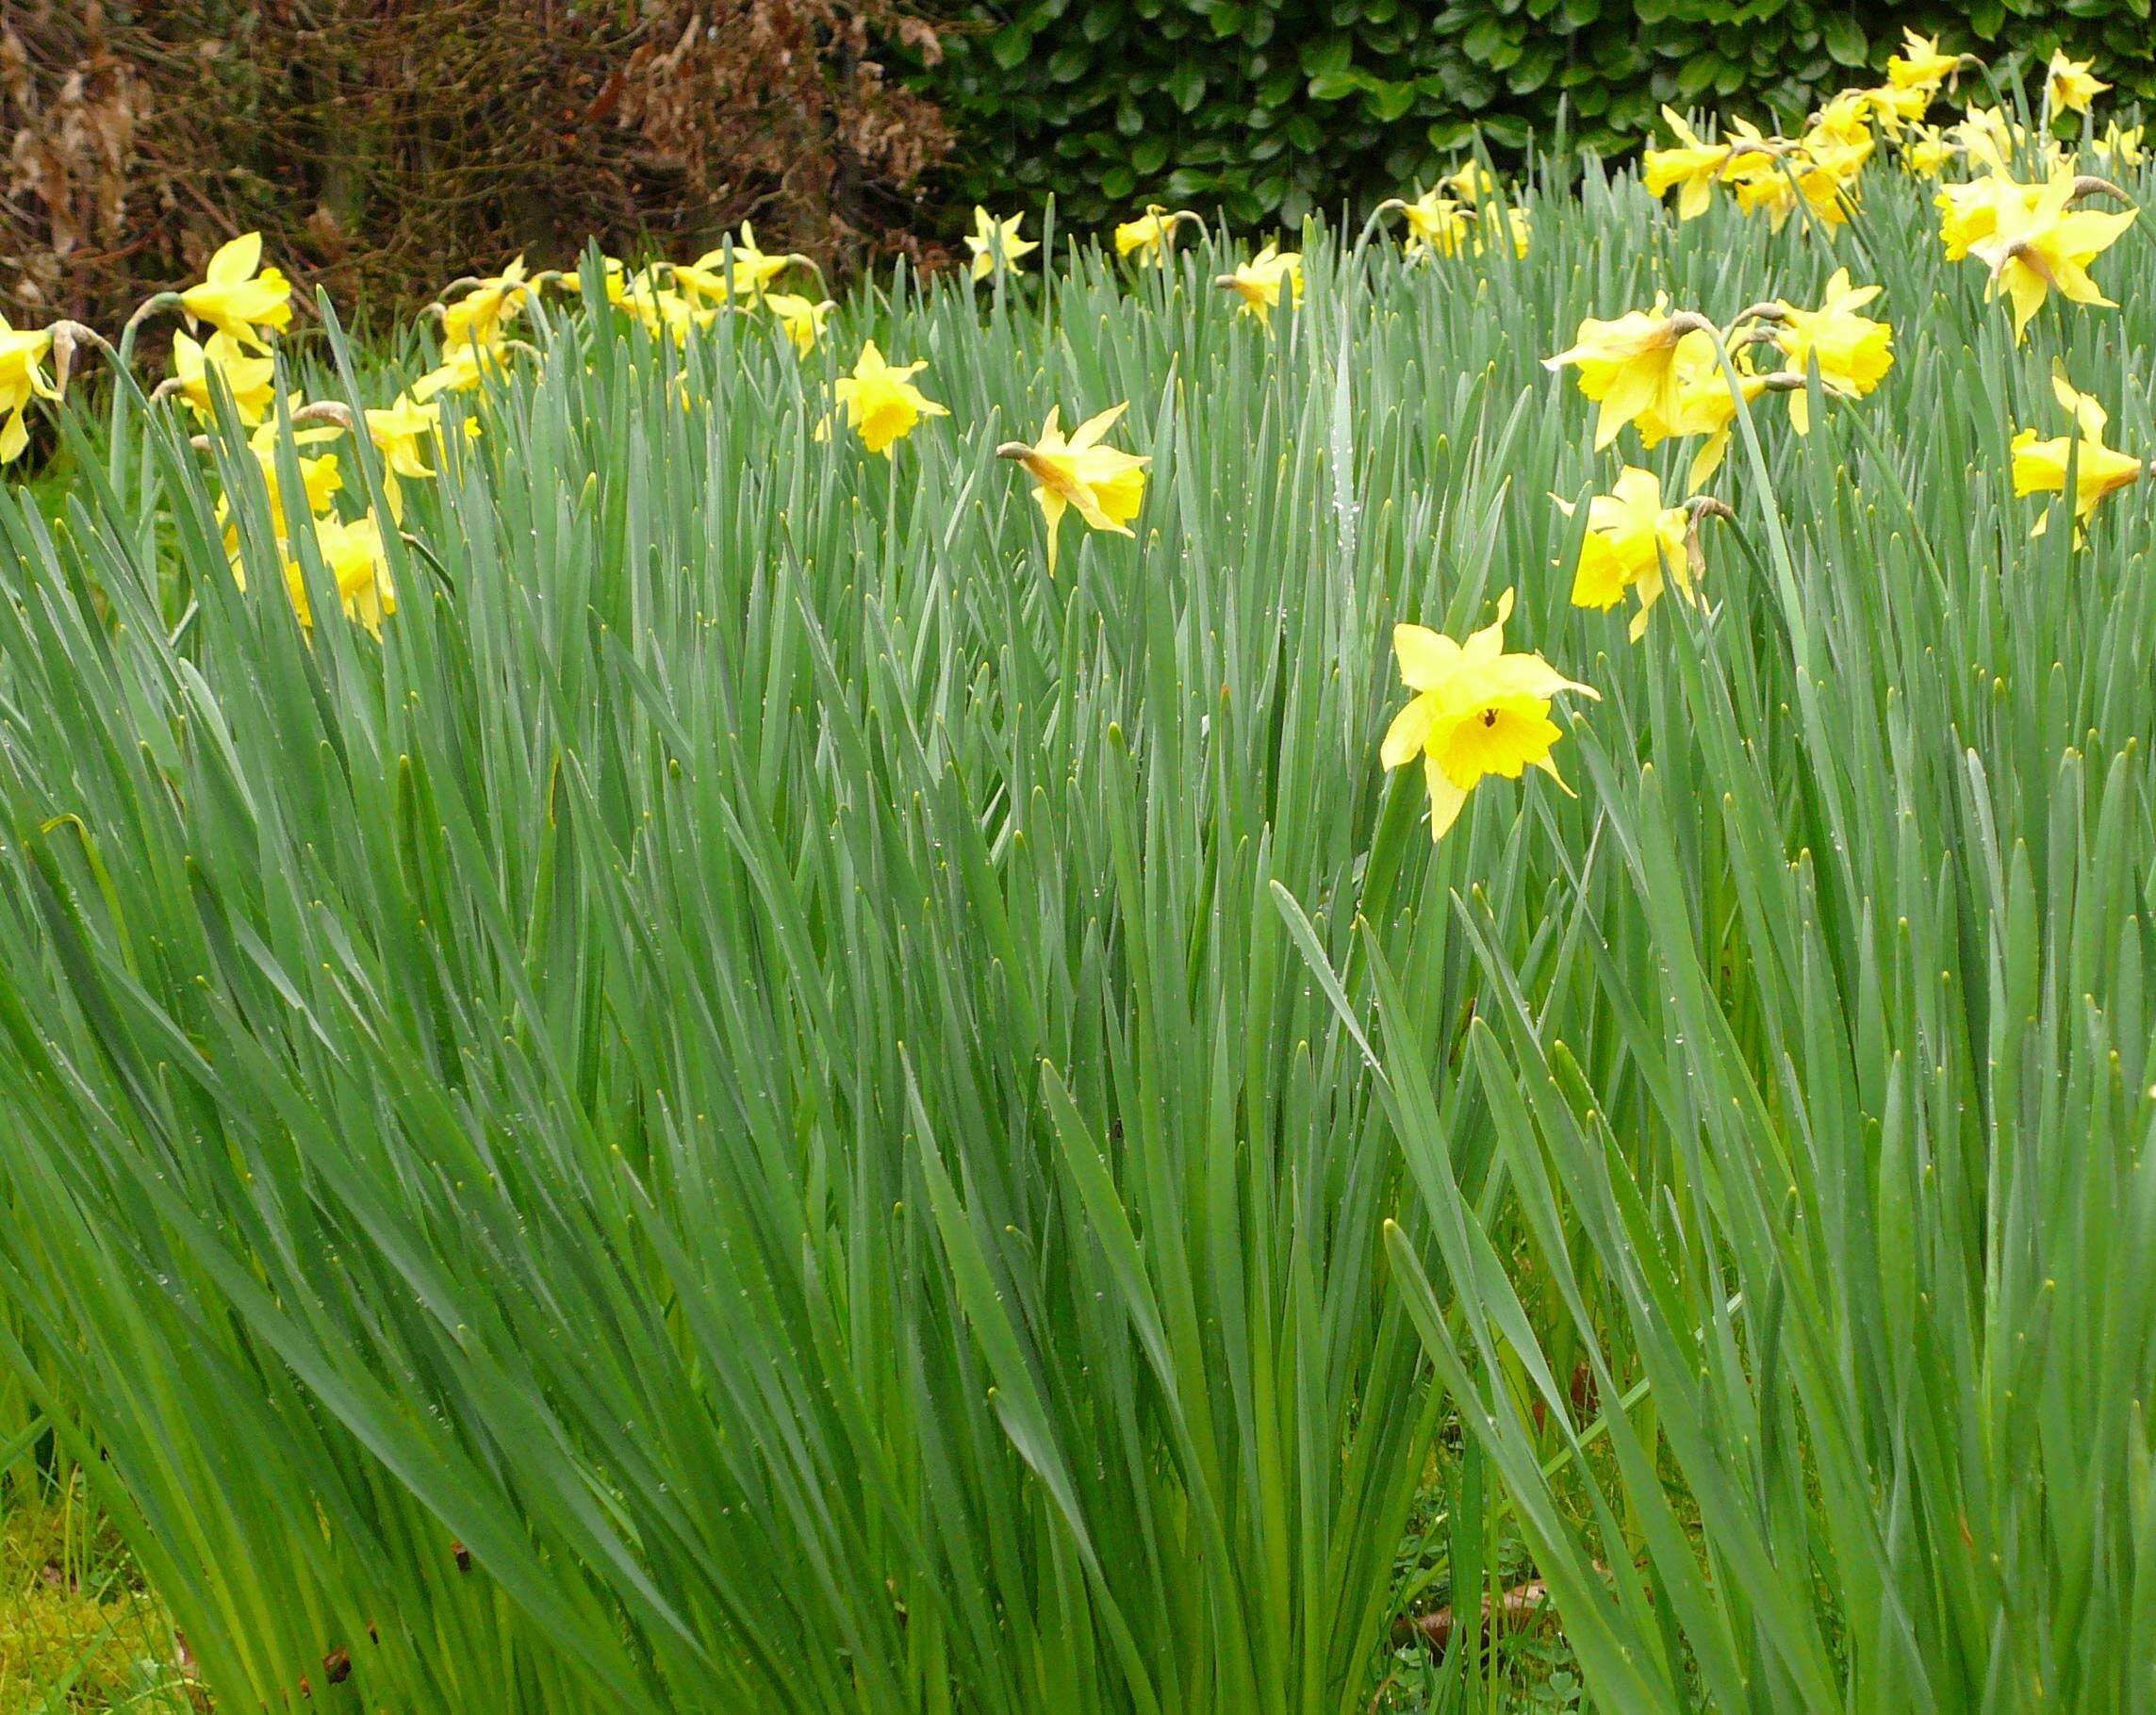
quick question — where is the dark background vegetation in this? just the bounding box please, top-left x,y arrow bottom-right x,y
2,0 -> 2147,326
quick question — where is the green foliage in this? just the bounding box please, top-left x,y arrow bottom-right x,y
923,2 -> 2153,227
5,141 -> 2156,1710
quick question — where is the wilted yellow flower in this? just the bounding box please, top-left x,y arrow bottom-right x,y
1887,30 -> 1963,94
675,224 -> 806,305
1114,205 -> 1201,264
1971,172 -> 2136,341
1215,242 -> 1304,328
1643,107 -> 1730,221
996,403 -> 1149,574
170,330 -> 276,426
0,316 -> 57,463
765,291 -> 834,355
179,233 -> 293,352
2093,122 -> 2146,168
440,258 -> 530,350
1380,189 -> 1472,258
2048,51 -> 2108,117
1762,268 -> 1893,432
828,340 -> 946,455
1544,297 -> 1714,452
2012,371 -> 2143,537
963,206 -> 1039,282
1558,467 -> 1697,640
1380,588 -> 1598,840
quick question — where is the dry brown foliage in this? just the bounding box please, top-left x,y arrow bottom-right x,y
0,0 -> 950,329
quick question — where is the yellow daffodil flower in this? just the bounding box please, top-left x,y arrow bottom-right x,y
1901,124 -> 1956,177
1643,107 -> 1730,220
1558,467 -> 1700,640
1476,205 -> 1533,258
0,316 -> 57,462
1380,588 -> 1598,840
179,233 -> 293,352
2093,123 -> 2146,168
2048,51 -> 2108,117
1215,243 -> 1304,328
1628,328 -> 1769,489
1953,107 -> 2027,173
1810,90 -> 1876,147
2012,371 -> 2143,537
827,341 -> 946,455
170,330 -> 276,426
411,343 -> 500,402
1887,30 -> 1962,94
1380,189 -> 1473,258
765,291 -> 834,355
1971,172 -> 2136,342
1444,160 -> 1497,203
220,416 -> 343,550
440,259 -> 530,350
1861,82 -> 1932,136
996,403 -> 1149,574
1762,268 -> 1893,432
234,511 -> 395,636
675,224 -> 806,305
1936,172 -> 2036,260
1114,205 -> 1201,265
365,394 -> 449,483
1545,297 -> 1715,452
963,207 -> 1039,282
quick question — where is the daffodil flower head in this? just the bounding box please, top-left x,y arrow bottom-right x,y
1215,243 -> 1304,328
2011,369 -> 2143,538
411,342 -> 503,403
179,233 -> 293,352
829,340 -> 946,456
1544,297 -> 1716,452
220,414 -> 343,550
1114,206 -> 1201,264
2088,122 -> 2145,168
765,291 -> 835,355
1379,190 -> 1472,259
0,314 -> 57,463
1764,268 -> 1893,432
1557,467 -> 1698,639
1380,589 -> 1599,840
1901,124 -> 1956,177
2048,51 -> 2108,117
1887,30 -> 1964,95
996,403 -> 1149,575
1970,171 -> 2136,342
1444,160 -> 1498,203
677,224 -> 807,305
1634,330 -> 1768,489
170,329 -> 277,427
964,207 -> 1040,282
440,258 -> 530,350
1643,107 -> 1732,221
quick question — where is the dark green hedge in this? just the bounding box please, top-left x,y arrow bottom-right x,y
918,1 -> 2152,230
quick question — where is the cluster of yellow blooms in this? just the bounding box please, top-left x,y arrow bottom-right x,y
1378,37 -> 2148,842
0,35 -> 2141,844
